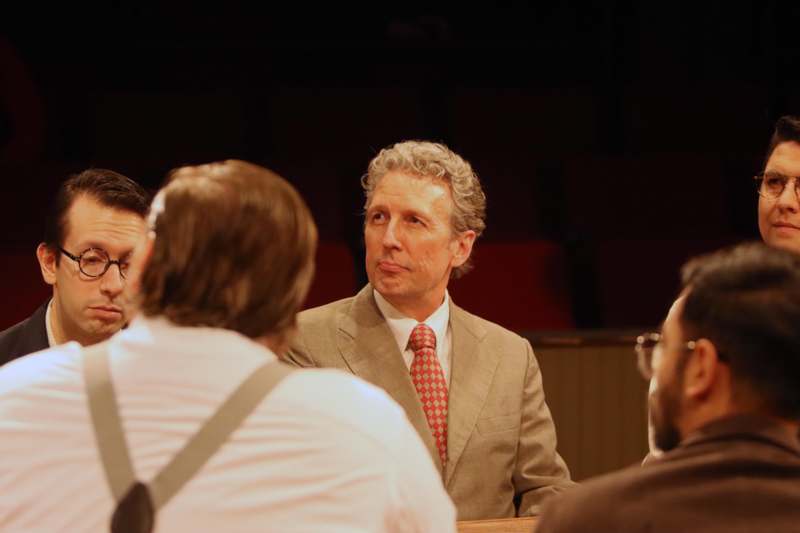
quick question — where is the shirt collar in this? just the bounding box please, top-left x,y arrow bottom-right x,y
44,298 -> 56,348
679,413 -> 800,455
120,314 -> 280,361
373,289 -> 450,352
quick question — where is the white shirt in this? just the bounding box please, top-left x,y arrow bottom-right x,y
373,290 -> 453,385
0,315 -> 455,533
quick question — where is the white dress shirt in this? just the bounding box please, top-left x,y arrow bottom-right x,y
373,289 -> 453,385
44,298 -> 56,348
0,315 -> 456,533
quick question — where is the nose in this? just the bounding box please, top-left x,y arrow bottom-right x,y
382,219 -> 402,249
99,263 -> 125,297
776,177 -> 800,213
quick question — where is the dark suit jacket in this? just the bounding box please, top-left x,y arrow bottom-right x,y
286,285 -> 574,520
0,302 -> 49,366
535,414 -> 800,533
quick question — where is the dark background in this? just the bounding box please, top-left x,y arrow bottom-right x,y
2,3 -> 799,331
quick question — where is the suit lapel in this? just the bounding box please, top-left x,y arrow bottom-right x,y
336,285 -> 444,473
445,302 -> 498,485
27,302 -> 50,352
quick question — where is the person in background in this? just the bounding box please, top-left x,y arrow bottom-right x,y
757,114 -> 800,254
647,114 -> 800,455
0,168 -> 149,365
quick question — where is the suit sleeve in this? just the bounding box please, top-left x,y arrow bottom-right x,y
514,339 -> 576,516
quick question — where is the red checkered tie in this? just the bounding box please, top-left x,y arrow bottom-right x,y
408,323 -> 448,466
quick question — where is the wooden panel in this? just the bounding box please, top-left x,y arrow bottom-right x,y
457,516 -> 537,533
531,335 -> 650,481
536,342 -> 582,477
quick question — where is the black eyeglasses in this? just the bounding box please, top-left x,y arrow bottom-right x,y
754,171 -> 800,200
634,332 -> 696,381
59,247 -> 130,279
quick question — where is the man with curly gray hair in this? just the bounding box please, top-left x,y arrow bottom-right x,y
287,140 -> 574,520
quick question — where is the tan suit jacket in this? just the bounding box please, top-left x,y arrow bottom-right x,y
286,285 -> 573,520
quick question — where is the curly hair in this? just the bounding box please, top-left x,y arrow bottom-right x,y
361,140 -> 486,278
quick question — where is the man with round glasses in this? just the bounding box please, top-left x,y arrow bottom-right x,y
0,168 -> 149,365
536,243 -> 800,533
757,115 -> 800,254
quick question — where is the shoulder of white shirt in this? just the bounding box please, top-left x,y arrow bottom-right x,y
0,341 -> 82,395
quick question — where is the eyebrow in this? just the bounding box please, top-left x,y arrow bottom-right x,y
764,169 -> 795,178
75,243 -> 134,259
403,208 -> 431,221
367,204 -> 433,221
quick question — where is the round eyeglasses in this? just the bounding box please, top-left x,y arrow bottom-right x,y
59,247 -> 130,279
754,171 -> 800,200
634,332 -> 696,381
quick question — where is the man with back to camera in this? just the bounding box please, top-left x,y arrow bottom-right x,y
0,160 -> 455,532
0,168 -> 149,365
286,140 -> 574,520
536,242 -> 800,533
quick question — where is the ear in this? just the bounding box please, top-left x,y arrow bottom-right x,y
36,243 -> 57,286
450,230 -> 477,268
682,339 -> 724,401
126,234 -> 155,294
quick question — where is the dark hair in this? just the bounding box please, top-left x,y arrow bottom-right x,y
139,160 -> 318,342
680,242 -> 800,419
763,115 -> 800,167
44,168 -> 150,255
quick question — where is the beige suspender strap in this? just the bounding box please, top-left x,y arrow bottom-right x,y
83,343 -> 295,513
147,360 -> 294,509
83,343 -> 137,502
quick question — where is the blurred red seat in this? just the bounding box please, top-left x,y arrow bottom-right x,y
449,241 -> 574,331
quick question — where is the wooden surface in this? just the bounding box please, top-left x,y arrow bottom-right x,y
457,516 -> 537,533
527,332 -> 651,481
